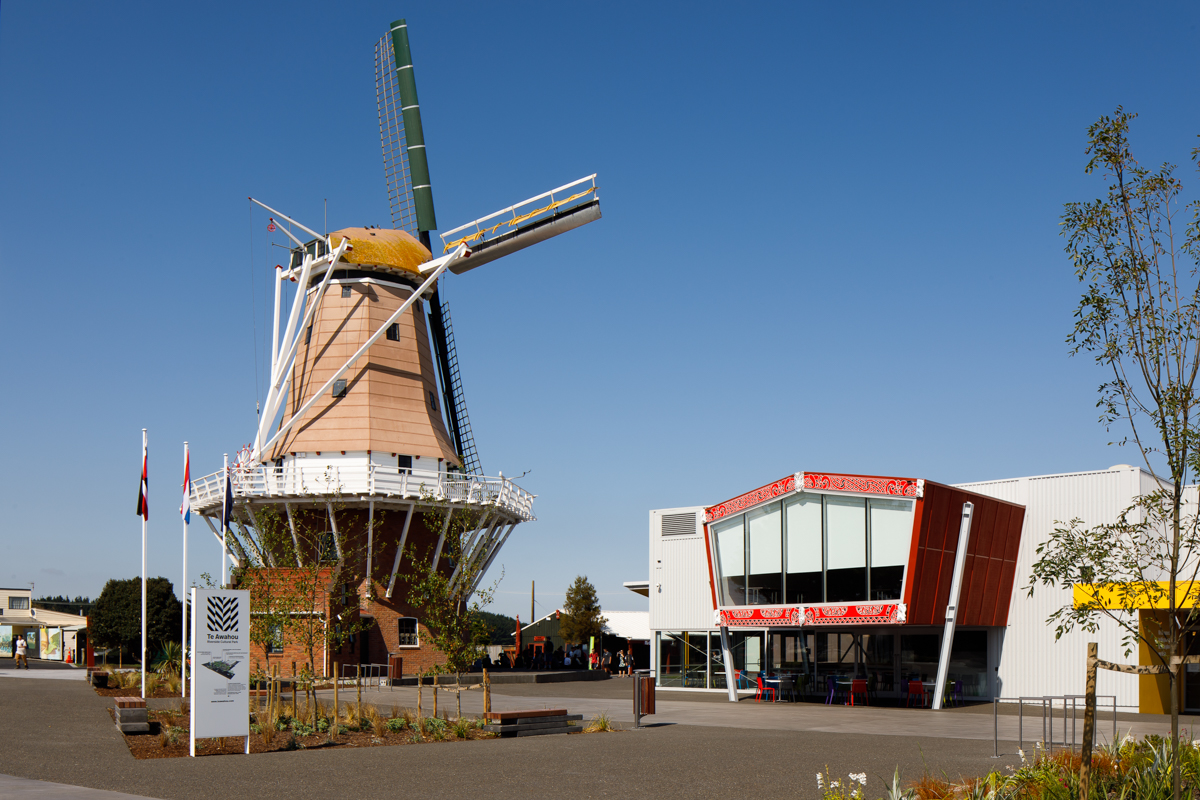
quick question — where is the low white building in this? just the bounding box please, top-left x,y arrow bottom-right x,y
640,465 -> 1175,711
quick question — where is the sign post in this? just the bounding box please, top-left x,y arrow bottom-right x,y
190,587 -> 251,757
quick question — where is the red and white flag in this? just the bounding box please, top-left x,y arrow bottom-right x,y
180,449 -> 191,524
136,442 -> 148,520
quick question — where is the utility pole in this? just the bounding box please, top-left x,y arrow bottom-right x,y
531,580 -> 535,623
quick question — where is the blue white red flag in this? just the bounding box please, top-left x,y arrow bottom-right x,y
180,451 -> 191,524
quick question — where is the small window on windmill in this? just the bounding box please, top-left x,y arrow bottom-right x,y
428,390 -> 437,410
332,379 -> 348,398
386,323 -> 401,341
398,617 -> 419,647
398,455 -> 412,474
341,284 -> 352,298
305,325 -> 312,345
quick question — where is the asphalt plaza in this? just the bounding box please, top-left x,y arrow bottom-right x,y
1,662 -> 1195,800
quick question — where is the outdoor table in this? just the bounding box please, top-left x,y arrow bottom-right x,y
763,676 -> 782,702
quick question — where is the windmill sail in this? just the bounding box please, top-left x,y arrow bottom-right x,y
377,20 -> 480,474
375,34 -> 419,236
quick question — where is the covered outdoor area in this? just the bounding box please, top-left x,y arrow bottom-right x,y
657,626 -> 993,706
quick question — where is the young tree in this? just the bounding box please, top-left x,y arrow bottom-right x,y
559,575 -> 606,647
230,499 -> 382,680
402,498 -> 502,720
1029,108 -> 1200,800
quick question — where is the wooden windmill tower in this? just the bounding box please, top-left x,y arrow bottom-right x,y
189,18 -> 601,673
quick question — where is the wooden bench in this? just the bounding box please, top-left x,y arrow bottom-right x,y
483,708 -> 583,737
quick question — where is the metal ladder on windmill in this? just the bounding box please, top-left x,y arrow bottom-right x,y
436,298 -> 481,476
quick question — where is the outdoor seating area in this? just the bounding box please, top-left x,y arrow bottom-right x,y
732,668 -> 974,708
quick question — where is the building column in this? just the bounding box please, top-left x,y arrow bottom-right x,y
720,626 -> 737,702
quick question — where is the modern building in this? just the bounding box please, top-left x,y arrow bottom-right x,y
642,465 -> 1183,711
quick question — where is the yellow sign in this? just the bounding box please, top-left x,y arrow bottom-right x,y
1073,581 -> 1200,609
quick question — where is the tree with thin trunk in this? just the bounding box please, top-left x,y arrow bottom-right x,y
559,575 -> 606,647
1028,107 -> 1200,800
402,497 -> 501,721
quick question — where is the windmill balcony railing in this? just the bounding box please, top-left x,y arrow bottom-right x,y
189,464 -> 535,521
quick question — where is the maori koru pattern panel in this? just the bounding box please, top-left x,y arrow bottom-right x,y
802,603 -> 906,626
705,475 -> 796,523
715,604 -> 907,627
206,596 -> 239,632
802,473 -> 923,498
717,606 -> 803,628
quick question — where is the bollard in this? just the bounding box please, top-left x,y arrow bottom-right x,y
483,669 -> 491,715
357,664 -> 362,721
333,662 -> 339,730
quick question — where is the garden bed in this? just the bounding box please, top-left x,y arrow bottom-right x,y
109,705 -> 504,759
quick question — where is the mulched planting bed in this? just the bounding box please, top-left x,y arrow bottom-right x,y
95,684 -> 181,699
109,707 -> 502,759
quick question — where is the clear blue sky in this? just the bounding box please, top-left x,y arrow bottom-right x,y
2,2 -> 1198,621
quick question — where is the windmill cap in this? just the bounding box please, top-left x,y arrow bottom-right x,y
328,227 -> 431,277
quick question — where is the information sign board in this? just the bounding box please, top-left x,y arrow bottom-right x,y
189,588 -> 250,756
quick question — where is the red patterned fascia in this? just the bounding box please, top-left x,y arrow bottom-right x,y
801,472 -> 924,499
714,603 -> 907,628
704,474 -> 796,523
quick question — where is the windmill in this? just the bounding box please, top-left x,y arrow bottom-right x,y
188,17 -> 600,673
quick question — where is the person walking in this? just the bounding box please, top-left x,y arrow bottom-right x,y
15,635 -> 28,669
617,649 -> 626,675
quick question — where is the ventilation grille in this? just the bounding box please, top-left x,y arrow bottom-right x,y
661,512 -> 697,537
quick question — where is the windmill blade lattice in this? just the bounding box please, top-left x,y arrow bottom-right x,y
375,35 -> 419,237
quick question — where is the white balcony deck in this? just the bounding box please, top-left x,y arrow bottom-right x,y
189,464 -> 535,521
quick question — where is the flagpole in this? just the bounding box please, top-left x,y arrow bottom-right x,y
141,428 -> 147,701
181,441 -> 189,700
222,453 -> 229,589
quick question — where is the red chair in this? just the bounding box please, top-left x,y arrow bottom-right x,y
849,678 -> 869,706
906,680 -> 927,707
755,675 -> 776,703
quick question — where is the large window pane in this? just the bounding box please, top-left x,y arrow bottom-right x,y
712,516 -> 745,605
869,498 -> 913,600
826,496 -> 866,602
785,493 -> 823,604
747,502 -> 782,605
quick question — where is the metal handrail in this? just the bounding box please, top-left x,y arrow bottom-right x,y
438,174 -> 598,253
189,464 -> 535,521
989,695 -> 1119,758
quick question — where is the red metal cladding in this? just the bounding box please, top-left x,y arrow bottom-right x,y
904,482 -> 1025,627
702,522 -> 719,610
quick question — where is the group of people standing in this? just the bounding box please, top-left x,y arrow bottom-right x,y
481,643 -> 638,674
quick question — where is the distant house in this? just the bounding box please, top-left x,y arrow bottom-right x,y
513,608 -> 651,669
0,586 -> 88,663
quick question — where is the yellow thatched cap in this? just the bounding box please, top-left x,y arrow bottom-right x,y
328,227 -> 430,277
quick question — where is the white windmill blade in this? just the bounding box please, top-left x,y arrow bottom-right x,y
437,174 -> 601,274
376,34 -> 419,237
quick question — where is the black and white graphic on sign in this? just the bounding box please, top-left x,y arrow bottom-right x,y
206,596 -> 239,632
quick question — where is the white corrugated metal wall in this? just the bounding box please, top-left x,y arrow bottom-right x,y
649,507 -> 715,633
957,466 -> 1144,706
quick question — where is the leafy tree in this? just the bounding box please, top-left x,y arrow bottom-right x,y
1029,107 -> 1200,800
559,575 -> 606,646
231,499 -> 382,678
90,577 -> 182,663
402,498 -> 502,719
